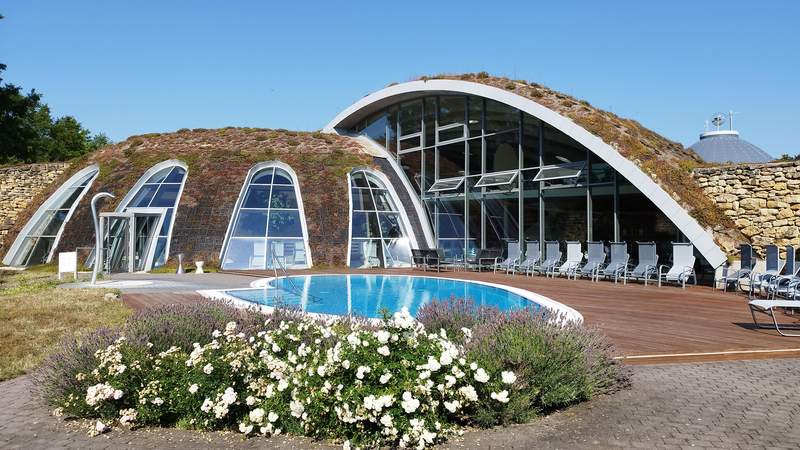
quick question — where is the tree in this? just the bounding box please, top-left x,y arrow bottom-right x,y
0,13 -> 109,164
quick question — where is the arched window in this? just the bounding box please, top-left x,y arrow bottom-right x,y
3,164 -> 99,266
220,163 -> 312,270
348,169 -> 413,268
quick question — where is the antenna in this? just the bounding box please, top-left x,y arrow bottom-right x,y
728,110 -> 741,131
711,113 -> 726,130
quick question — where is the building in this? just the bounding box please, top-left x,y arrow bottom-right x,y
689,113 -> 773,164
1,74 -> 732,282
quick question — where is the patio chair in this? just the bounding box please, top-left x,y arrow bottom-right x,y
658,243 -> 697,288
537,241 -> 562,277
577,241 -> 606,281
516,240 -> 540,276
748,298 -> 800,337
426,248 -> 458,272
754,244 -> 785,296
765,246 -> 800,300
494,241 -> 522,274
557,241 -> 584,279
411,249 -> 427,271
625,241 -> 659,285
467,248 -> 502,272
601,242 -> 630,283
714,244 -> 756,293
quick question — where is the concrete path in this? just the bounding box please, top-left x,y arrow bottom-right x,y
59,273 -> 259,294
2,358 -> 799,449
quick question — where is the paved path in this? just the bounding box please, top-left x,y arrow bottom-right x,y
2,358 -> 799,449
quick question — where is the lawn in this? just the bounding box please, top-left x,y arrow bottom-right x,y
0,270 -> 132,381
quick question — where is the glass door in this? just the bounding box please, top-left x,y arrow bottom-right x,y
133,215 -> 160,272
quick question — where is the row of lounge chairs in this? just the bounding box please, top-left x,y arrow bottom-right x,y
412,241 -> 698,288
720,243 -> 800,336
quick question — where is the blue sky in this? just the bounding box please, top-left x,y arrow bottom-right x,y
1,1 -> 798,156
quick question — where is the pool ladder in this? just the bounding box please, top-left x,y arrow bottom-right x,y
269,245 -> 320,304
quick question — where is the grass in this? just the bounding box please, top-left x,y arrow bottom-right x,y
0,270 -> 132,381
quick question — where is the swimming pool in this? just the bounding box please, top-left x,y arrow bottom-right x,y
205,274 -> 582,322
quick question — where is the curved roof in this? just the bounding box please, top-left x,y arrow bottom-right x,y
324,77 -> 728,268
690,131 -> 773,164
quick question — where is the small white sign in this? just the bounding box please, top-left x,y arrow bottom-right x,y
58,251 -> 78,281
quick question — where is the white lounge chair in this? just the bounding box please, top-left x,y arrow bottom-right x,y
537,241 -> 562,277
715,244 -> 756,292
625,241 -> 659,285
658,243 -> 696,288
754,244 -> 785,297
765,246 -> 799,300
494,241 -> 522,274
577,241 -> 606,281
749,299 -> 800,337
557,241 -> 584,279
516,241 -> 540,276
602,242 -> 629,283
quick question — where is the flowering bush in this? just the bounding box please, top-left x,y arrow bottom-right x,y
43,308 -> 518,448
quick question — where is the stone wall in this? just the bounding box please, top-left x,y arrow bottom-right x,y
0,163 -> 70,251
693,161 -> 800,256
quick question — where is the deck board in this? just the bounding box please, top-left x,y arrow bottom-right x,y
123,268 -> 800,364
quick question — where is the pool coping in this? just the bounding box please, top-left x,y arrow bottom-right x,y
197,273 -> 584,324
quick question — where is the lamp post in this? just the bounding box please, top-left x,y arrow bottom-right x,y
91,192 -> 115,285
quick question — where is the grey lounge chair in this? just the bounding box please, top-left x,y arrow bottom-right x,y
537,241 -> 562,277
715,244 -> 756,292
578,241 -> 607,281
411,249 -> 427,271
754,244 -> 785,296
766,246 -> 799,300
494,241 -> 522,274
516,241 -> 540,276
625,241 -> 659,285
557,241 -> 584,279
602,242 -> 630,283
749,298 -> 800,337
658,243 -> 697,288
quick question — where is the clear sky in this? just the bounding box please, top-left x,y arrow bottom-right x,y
1,1 -> 797,156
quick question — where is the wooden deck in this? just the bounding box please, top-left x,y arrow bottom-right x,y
123,268 -> 800,364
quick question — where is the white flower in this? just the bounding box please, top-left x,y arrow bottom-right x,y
225,321 -> 237,334
52,407 -> 64,418
246,396 -> 257,406
391,307 -> 416,329
400,391 -> 420,413
238,422 -> 253,434
459,385 -> 478,402
342,360 -> 351,369
201,398 -> 214,413
474,368 -> 490,383
425,355 -> 441,371
501,371 -> 517,384
249,408 -> 265,423
272,343 -> 281,353
317,365 -> 327,377
277,379 -> 289,391
443,400 -> 461,413
380,414 -> 394,428
188,384 -> 199,394
379,372 -> 392,384
152,397 -> 164,406
461,327 -> 472,342
375,330 -> 390,344
377,345 -> 390,356
113,389 -> 124,400
268,411 -> 279,422
342,440 -> 351,450
119,408 -> 137,425
490,390 -> 510,403
203,363 -> 214,374
94,420 -> 109,434
290,399 -> 304,418
355,365 -> 371,380
469,362 -> 478,370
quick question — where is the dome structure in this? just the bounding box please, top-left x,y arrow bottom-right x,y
689,112 -> 773,164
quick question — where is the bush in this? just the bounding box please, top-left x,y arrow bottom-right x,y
417,298 -> 623,427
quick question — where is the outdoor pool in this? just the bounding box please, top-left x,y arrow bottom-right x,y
216,274 -> 582,322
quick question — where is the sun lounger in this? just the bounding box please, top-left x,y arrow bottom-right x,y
557,241 -> 584,279
658,243 -> 696,288
602,242 -> 629,283
749,299 -> 800,337
625,241 -> 659,285
577,241 -> 606,281
516,240 -> 540,276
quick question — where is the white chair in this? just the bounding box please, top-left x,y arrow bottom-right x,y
658,243 -> 696,288
557,241 -> 584,279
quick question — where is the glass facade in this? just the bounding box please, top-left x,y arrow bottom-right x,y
4,166 -> 98,266
221,165 -> 310,270
348,169 -> 412,268
349,93 -> 687,267
122,165 -> 187,267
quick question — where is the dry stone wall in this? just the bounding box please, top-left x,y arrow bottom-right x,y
693,161 -> 800,256
0,163 -> 70,251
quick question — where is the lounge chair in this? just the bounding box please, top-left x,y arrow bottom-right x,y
537,241 -> 562,277
411,249 -> 427,271
625,241 -> 659,285
765,246 -> 799,300
715,244 -> 756,292
748,299 -> 800,337
494,241 -> 522,274
577,241 -> 606,281
467,248 -> 502,272
557,241 -> 584,279
516,240 -> 540,276
601,242 -> 629,283
658,243 -> 697,288
754,244 -> 785,296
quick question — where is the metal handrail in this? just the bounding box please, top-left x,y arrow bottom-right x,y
269,244 -> 319,303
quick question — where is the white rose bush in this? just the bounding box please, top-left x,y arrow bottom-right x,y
43,308 -> 522,448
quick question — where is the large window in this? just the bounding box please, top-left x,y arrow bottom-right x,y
122,163 -> 187,267
348,169 -> 412,268
220,163 -> 311,270
3,165 -> 99,267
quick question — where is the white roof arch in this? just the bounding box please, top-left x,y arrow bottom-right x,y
323,79 -> 726,268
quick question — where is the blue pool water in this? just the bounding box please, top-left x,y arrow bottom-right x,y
225,274 -> 540,318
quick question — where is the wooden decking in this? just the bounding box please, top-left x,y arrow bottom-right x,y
123,268 -> 800,364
